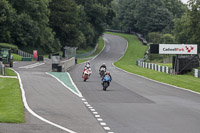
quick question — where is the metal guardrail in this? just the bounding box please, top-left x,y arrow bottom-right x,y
76,44 -> 98,59
17,49 -> 33,58
0,61 -> 5,76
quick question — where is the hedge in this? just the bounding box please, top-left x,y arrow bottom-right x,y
0,43 -> 18,52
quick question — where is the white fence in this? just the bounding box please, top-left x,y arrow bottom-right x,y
17,49 -> 33,57
137,60 -> 175,75
194,69 -> 200,78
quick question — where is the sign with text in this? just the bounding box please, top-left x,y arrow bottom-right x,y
159,44 -> 197,54
33,50 -> 38,58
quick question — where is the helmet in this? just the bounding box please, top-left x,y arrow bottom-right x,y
106,71 -> 110,74
103,63 -> 105,65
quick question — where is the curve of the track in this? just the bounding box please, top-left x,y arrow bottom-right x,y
69,34 -> 200,133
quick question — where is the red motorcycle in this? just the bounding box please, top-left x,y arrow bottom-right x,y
82,68 -> 92,82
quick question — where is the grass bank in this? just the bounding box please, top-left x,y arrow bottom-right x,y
107,32 -> 200,93
77,37 -> 104,63
12,53 -> 22,61
0,77 -> 24,123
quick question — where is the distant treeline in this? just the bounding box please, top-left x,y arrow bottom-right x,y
0,0 -> 115,53
110,0 -> 200,46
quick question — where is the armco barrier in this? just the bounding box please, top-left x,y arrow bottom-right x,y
76,44 -> 98,59
136,60 -> 173,75
59,57 -> 75,72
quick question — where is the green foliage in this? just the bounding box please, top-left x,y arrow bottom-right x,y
111,0 -> 186,36
161,34 -> 175,44
0,0 -> 114,53
173,0 -> 200,47
147,32 -> 163,44
0,43 -> 18,52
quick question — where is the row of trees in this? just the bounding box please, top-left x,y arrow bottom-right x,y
0,0 -> 115,53
111,0 -> 200,46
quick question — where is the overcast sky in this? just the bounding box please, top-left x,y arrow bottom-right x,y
181,0 -> 188,4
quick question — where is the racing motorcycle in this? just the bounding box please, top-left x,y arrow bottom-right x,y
99,67 -> 106,78
102,75 -> 111,91
82,67 -> 92,82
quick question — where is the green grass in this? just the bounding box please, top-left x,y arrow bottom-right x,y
77,37 -> 105,63
156,63 -> 172,68
0,78 -> 24,123
77,47 -> 93,54
12,53 -> 22,61
107,32 -> 200,93
5,68 -> 17,76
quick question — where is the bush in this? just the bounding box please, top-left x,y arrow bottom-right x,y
147,32 -> 162,44
0,43 -> 18,52
161,34 -> 175,44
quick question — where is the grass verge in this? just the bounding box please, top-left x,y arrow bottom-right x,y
12,53 -> 22,61
5,68 -> 17,76
107,32 -> 200,93
77,37 -> 104,63
0,78 -> 24,123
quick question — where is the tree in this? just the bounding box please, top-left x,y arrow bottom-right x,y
0,0 -> 16,43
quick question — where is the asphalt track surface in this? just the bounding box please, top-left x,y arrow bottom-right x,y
1,34 -> 200,133
69,34 -> 200,133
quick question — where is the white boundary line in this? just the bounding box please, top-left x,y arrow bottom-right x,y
19,62 -> 45,69
111,35 -> 200,95
0,76 -> 17,79
10,68 -> 77,133
67,73 -> 83,97
46,72 -> 83,98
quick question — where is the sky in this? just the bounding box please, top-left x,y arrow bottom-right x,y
181,0 -> 188,4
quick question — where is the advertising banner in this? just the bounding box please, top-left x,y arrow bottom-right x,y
33,50 -> 38,58
159,44 -> 197,54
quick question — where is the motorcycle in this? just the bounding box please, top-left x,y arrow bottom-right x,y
102,75 -> 111,91
82,68 -> 92,82
99,67 -> 106,78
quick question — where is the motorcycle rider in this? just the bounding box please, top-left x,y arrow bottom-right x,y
102,71 -> 112,86
99,63 -> 107,72
85,61 -> 90,68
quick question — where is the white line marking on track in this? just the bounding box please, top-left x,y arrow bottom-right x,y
93,112 -> 98,114
11,69 -> 77,133
104,127 -> 111,130
19,62 -> 45,69
95,115 -> 100,118
97,118 -> 103,121
100,122 -> 106,126
0,76 -> 18,79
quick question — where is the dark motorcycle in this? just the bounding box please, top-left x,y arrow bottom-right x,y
99,67 -> 106,78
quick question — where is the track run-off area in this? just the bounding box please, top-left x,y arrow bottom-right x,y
1,34 -> 200,133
